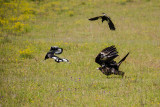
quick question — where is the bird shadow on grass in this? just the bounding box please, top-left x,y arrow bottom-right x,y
106,76 -> 131,79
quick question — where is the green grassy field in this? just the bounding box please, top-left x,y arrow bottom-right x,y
0,0 -> 160,106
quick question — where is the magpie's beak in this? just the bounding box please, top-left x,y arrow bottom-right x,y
102,13 -> 106,16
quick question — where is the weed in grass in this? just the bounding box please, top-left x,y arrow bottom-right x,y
19,47 -> 34,59
0,36 -> 12,44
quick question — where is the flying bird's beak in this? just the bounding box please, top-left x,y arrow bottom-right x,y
96,68 -> 99,70
102,13 -> 106,16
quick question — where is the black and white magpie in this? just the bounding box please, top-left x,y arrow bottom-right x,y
89,13 -> 115,30
95,45 -> 129,77
44,46 -> 69,63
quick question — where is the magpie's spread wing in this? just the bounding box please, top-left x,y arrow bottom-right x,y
48,52 -> 54,58
50,46 -> 63,54
103,16 -> 115,30
107,18 -> 115,30
88,16 -> 101,21
44,51 -> 54,60
55,48 -> 63,54
95,45 -> 118,66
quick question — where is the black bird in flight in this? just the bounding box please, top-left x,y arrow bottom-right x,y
95,45 -> 129,77
89,13 -> 115,30
44,46 -> 69,63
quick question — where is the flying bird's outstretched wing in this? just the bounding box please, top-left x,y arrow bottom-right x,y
50,46 -> 63,54
44,51 -> 55,60
95,45 -> 119,66
55,48 -> 63,54
44,51 -> 54,60
107,18 -> 115,30
88,16 -> 101,21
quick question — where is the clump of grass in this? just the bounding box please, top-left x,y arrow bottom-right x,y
0,36 -> 12,44
81,1 -> 86,5
126,0 -> 133,2
118,0 -> 133,5
68,11 -> 74,17
0,1 -> 37,36
19,47 -> 33,59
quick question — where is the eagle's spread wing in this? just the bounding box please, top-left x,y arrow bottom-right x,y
95,45 -> 119,66
88,16 -> 101,21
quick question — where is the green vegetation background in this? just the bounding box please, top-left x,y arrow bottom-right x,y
0,0 -> 160,106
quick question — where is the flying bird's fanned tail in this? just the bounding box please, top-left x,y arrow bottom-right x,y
117,52 -> 129,67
